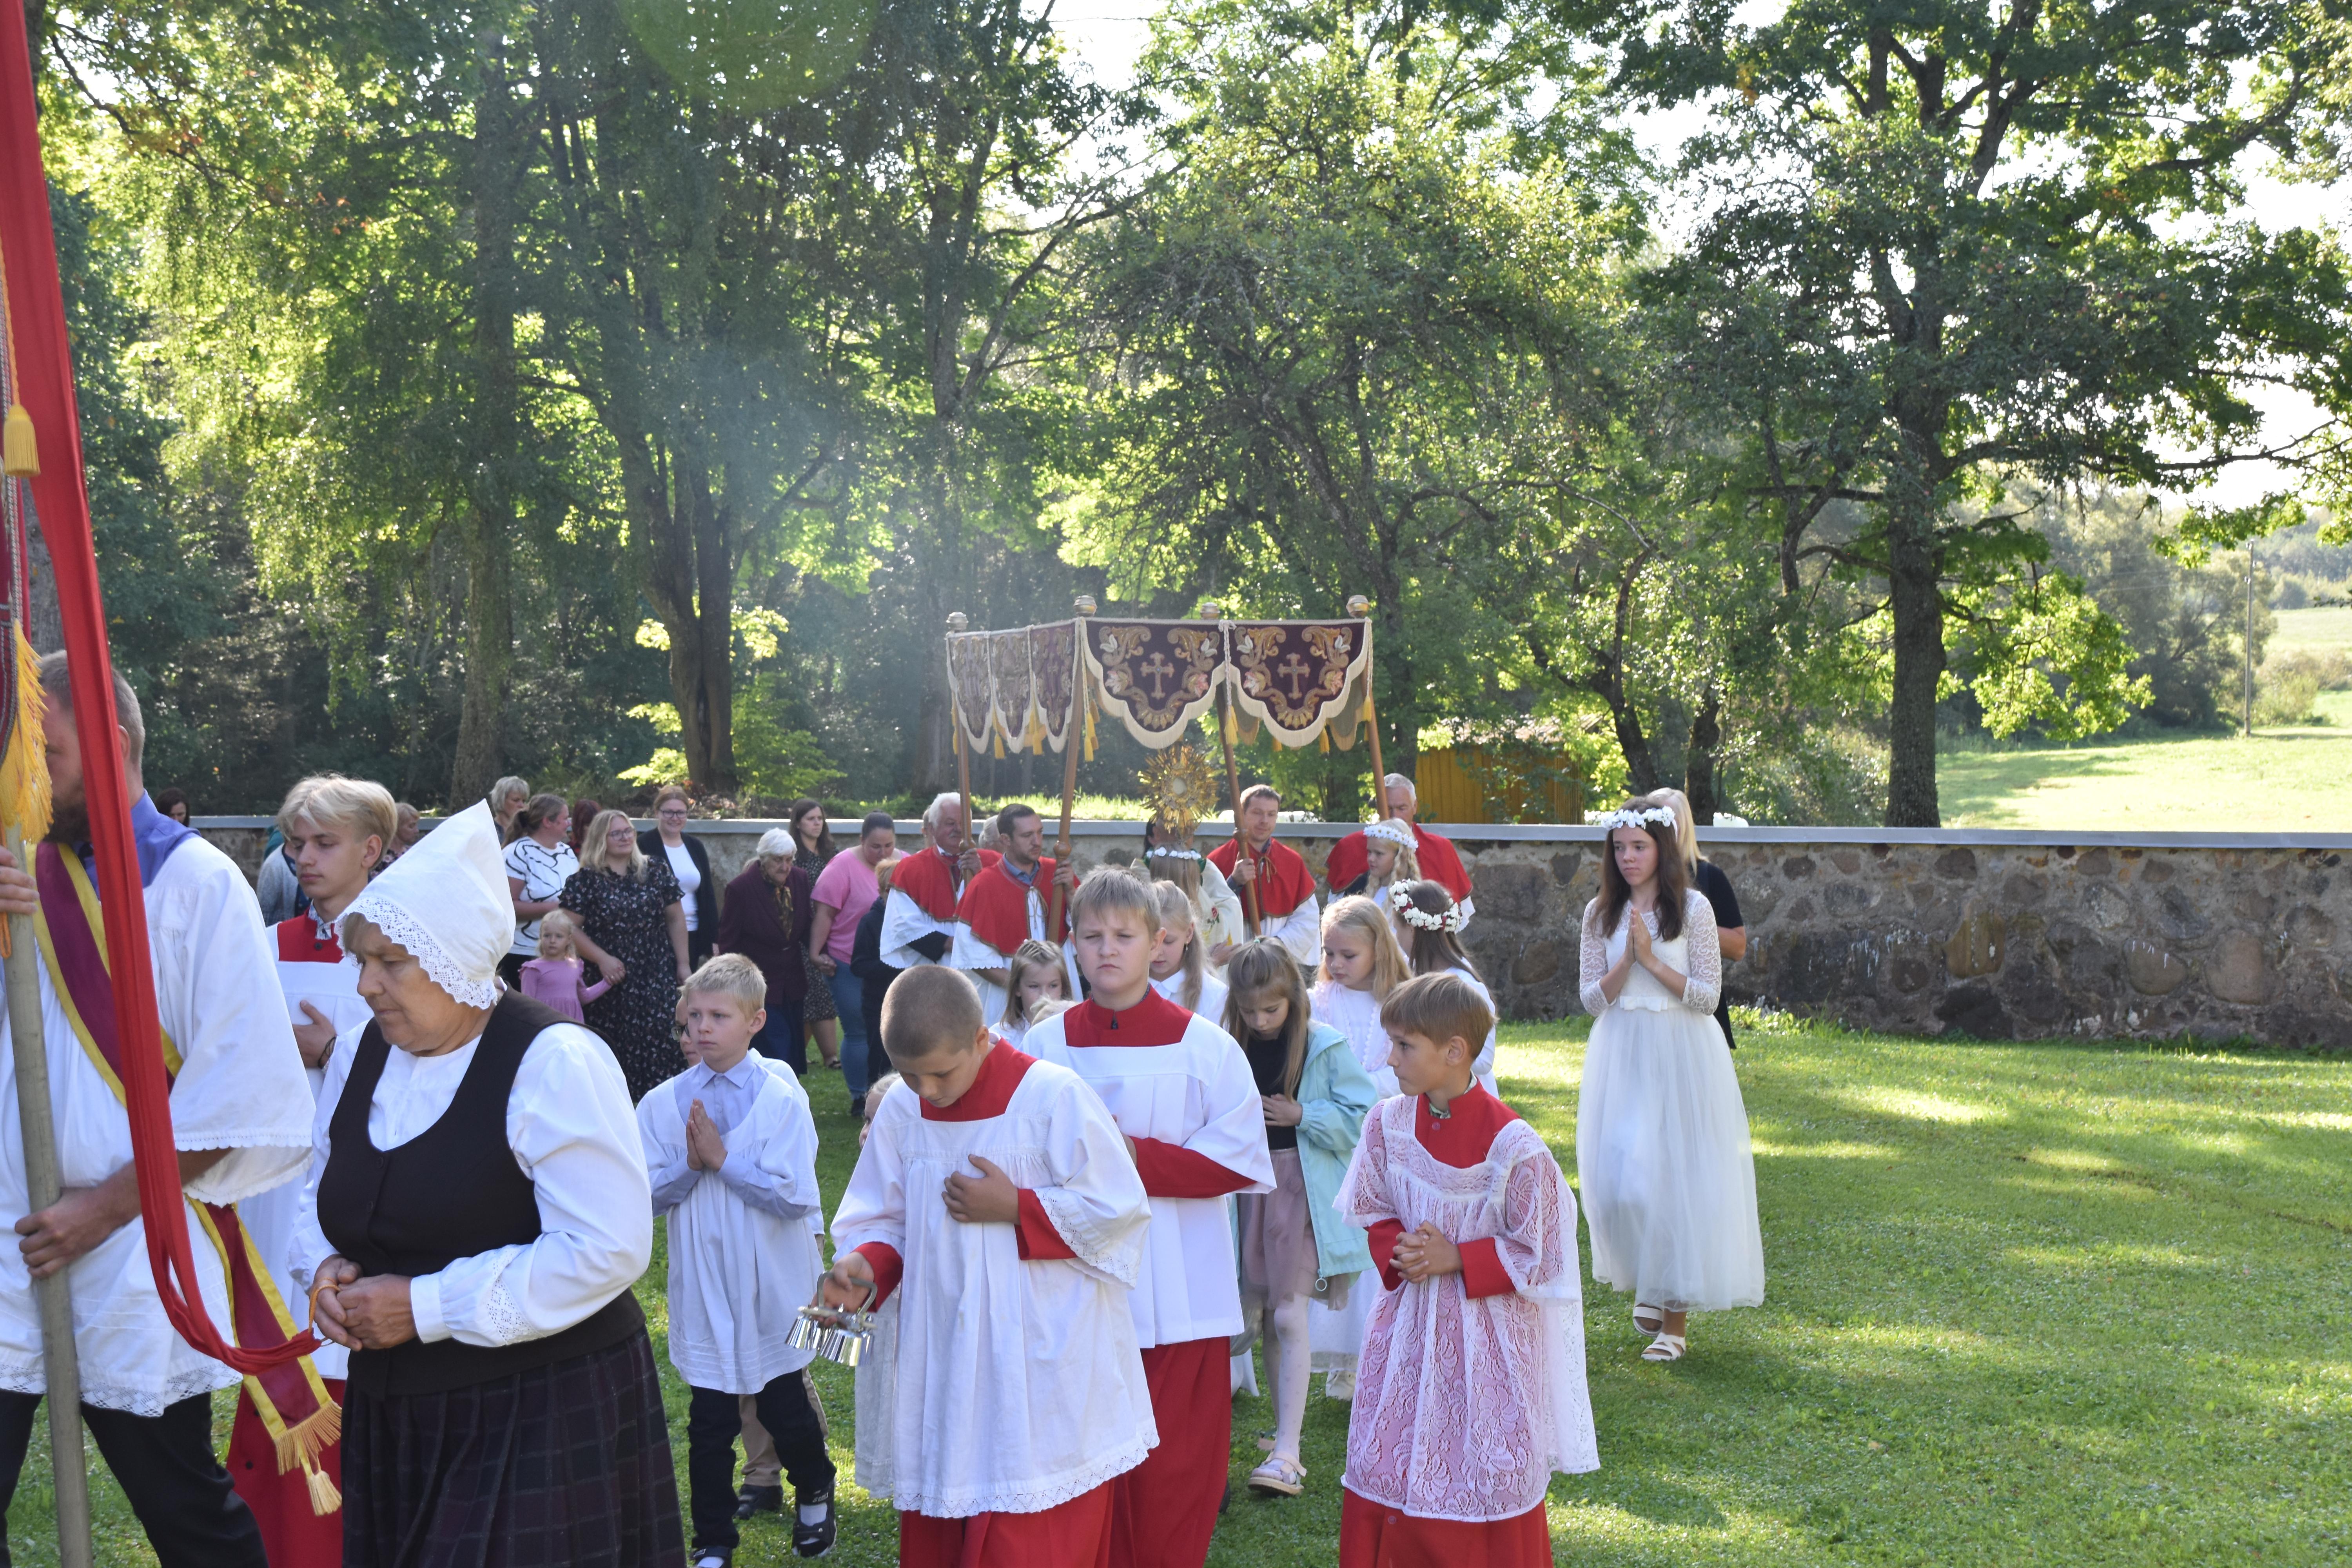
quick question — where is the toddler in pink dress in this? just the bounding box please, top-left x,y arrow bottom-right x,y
519,909 -> 612,1022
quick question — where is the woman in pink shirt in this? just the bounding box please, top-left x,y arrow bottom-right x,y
807,810 -> 898,1118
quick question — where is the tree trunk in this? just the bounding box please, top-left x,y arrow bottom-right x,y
1882,481 -> 1944,827
450,16 -> 518,808
1684,684 -> 1720,823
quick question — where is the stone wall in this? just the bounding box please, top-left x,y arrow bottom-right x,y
197,818 -> 2352,1046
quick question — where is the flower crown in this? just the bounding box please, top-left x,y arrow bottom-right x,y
1597,805 -> 1678,833
1398,900 -> 1466,934
1145,846 -> 1204,864
1365,821 -> 1415,848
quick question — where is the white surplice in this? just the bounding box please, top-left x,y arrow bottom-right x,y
639,1057 -> 825,1392
291,1019 -> 652,1346
1030,1005 -> 1274,1347
0,839 -> 313,1413
832,1065 -> 1156,1518
1148,970 -> 1230,1027
878,888 -> 956,974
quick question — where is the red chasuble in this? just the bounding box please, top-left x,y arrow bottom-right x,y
1206,837 -> 1317,916
955,855 -> 1066,958
1365,1085 -> 1523,1299
1324,824 -> 1474,904
852,1045 -> 1074,1301
892,844 -> 1002,922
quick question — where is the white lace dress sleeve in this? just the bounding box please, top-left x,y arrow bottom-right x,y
1679,889 -> 1721,1014
1577,900 -> 1612,1017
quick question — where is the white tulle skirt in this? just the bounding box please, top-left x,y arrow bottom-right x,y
1577,1002 -> 1765,1312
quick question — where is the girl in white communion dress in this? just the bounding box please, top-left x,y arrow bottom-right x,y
1577,800 -> 1765,1363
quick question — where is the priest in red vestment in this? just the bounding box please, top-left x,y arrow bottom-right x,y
1207,785 -> 1321,970
950,804 -> 1077,1025
1323,774 -> 1475,924
881,791 -> 996,973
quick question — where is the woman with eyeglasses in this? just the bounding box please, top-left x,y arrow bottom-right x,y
638,784 -> 718,968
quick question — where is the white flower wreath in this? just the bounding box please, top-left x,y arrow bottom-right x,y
1365,821 -> 1416,848
1144,846 -> 1205,864
1397,900 -> 1466,934
1596,805 -> 1678,833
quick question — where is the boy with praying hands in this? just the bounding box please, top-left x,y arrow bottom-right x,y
824,965 -> 1156,1566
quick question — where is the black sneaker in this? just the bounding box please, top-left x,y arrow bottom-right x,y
793,1487 -> 837,1558
733,1484 -> 783,1521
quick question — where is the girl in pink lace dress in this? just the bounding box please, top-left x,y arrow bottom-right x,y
1336,971 -> 1596,1566
1577,801 -> 1764,1364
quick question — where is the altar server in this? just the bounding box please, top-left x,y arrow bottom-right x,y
1032,870 -> 1275,1568
880,793 -> 995,972
0,656 -> 316,1568
642,955 -> 835,1565
1337,972 -> 1595,1566
236,772 -> 394,1560
826,965 -> 1156,1567
1207,785 -> 1319,969
299,801 -> 680,1566
950,803 -> 1077,1024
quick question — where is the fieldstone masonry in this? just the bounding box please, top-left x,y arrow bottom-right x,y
197,818 -> 2352,1046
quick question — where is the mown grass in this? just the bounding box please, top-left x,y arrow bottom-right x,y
9,1020 -> 2350,1565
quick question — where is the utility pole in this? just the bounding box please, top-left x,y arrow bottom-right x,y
2243,545 -> 2254,738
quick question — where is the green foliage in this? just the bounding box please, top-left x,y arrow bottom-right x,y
1951,569 -> 2155,742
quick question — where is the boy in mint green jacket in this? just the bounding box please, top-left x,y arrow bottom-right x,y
1222,940 -> 1378,1497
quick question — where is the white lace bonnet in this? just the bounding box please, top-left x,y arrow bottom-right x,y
338,800 -> 510,1008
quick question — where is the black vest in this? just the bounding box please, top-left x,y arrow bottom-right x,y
318,991 -> 643,1397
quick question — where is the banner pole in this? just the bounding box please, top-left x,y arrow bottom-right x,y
1348,595 -> 1385,818
945,613 -> 976,891
1048,598 -> 1093,940
5,828 -> 92,1568
1200,603 -> 1261,935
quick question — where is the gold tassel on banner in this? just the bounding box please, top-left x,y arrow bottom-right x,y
991,723 -> 1005,759
303,1454 -> 341,1515
0,623 -> 51,960
1318,729 -> 1330,753
1084,692 -> 1097,761
1,405 -> 34,477
1026,710 -> 1045,753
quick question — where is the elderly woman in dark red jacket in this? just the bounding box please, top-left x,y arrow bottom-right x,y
715,828 -> 815,1071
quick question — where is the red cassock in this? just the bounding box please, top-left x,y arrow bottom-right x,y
1338,1490 -> 1552,1568
1323,824 -> 1474,905
893,844 -> 1003,922
228,918 -> 348,1568
955,855 -> 1067,959
1205,837 -> 1317,917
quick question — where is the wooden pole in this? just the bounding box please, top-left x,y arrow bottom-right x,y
946,613 -> 976,892
1201,602 -> 1261,935
1048,598 -> 1093,940
5,829 -> 93,1568
1349,595 -> 1386,819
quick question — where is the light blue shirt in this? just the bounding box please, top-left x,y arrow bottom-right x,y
649,1057 -> 813,1222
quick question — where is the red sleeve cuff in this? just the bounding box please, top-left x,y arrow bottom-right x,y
1129,1137 -> 1257,1199
1015,1190 -> 1078,1261
1458,1237 -> 1513,1299
1368,1219 -> 1406,1292
853,1242 -> 904,1308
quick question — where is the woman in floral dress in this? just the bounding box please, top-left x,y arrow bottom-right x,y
561,807 -> 692,1100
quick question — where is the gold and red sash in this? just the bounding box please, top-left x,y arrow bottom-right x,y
33,845 -> 341,1513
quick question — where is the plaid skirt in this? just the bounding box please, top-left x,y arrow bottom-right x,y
343,1329 -> 685,1568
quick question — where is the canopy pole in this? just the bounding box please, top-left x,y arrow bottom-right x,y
1349,595 -> 1385,818
1048,598 -> 1093,940
946,613 -> 976,892
1200,602 -> 1261,935
5,828 -> 92,1568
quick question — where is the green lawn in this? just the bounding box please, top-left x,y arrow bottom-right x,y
2268,604 -> 2352,659
10,1021 -> 2352,1565
1938,690 -> 2352,831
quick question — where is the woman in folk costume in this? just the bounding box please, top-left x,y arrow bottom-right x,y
0,656 -> 318,1568
297,800 -> 682,1566
235,772 -> 396,1560
1577,800 -> 1764,1364
950,803 -> 1077,1025
880,792 -> 996,972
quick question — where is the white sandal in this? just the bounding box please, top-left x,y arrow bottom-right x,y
1247,1455 -> 1306,1497
1632,1303 -> 1663,1334
1641,1332 -> 1687,1363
